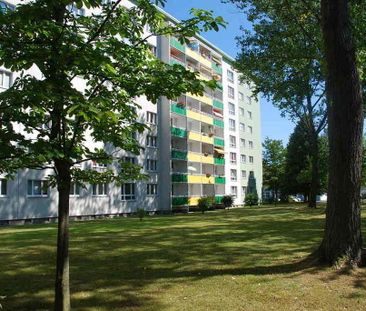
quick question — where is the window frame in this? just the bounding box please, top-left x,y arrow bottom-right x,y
121,183 -> 136,201
0,179 -> 7,197
147,183 -> 158,196
92,183 -> 108,196
27,180 -> 49,198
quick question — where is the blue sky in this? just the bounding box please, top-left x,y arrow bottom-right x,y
163,0 -> 295,145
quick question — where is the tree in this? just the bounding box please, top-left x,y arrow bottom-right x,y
283,122 -> 328,201
262,137 -> 286,204
0,1 -> 225,309
227,0 -> 327,208
319,0 -> 364,266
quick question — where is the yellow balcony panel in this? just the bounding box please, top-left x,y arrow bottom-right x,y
202,176 -> 215,184
188,197 -> 200,206
199,55 -> 212,67
186,110 -> 213,125
188,175 -> 203,184
188,131 -> 202,142
186,93 -> 213,106
199,74 -> 210,81
186,48 -> 200,62
187,152 -> 202,163
201,135 -> 214,144
201,155 -> 214,164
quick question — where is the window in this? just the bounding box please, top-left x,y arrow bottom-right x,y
239,107 -> 244,116
248,111 -> 252,119
230,152 -> 237,164
239,123 -> 245,132
92,183 -> 108,196
227,70 -> 234,82
241,154 -> 246,164
249,141 -> 254,149
146,159 -> 157,171
241,170 -> 247,179
247,96 -> 252,105
229,135 -> 236,148
240,139 -> 246,148
102,0 -> 112,4
147,135 -> 157,148
229,119 -> 236,131
248,126 -> 253,134
121,183 -> 136,201
124,157 -> 137,164
27,180 -> 49,197
0,70 -> 11,89
147,183 -> 158,196
228,86 -> 235,99
228,102 -> 235,115
0,1 -> 15,12
230,169 -> 237,181
242,186 -> 247,195
70,183 -> 80,196
231,186 -> 238,197
0,179 -> 7,196
249,156 -> 254,164
147,111 -> 157,124
239,92 -> 244,101
67,4 -> 85,16
92,160 -> 107,168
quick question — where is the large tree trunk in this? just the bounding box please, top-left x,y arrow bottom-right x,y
320,0 -> 364,265
308,133 -> 319,208
54,161 -> 71,311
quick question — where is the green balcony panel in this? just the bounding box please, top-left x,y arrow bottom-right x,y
171,150 -> 188,160
216,82 -> 223,91
172,197 -> 189,206
212,63 -> 223,75
213,99 -> 224,110
171,127 -> 187,138
213,118 -> 224,128
171,174 -> 188,183
171,103 -> 187,116
214,157 -> 225,165
170,37 -> 185,53
215,196 -> 224,204
214,137 -> 225,147
170,58 -> 185,66
215,177 -> 226,184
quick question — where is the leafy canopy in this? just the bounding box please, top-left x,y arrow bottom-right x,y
0,0 -> 226,186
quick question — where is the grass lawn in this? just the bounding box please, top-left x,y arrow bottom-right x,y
1,205 -> 366,310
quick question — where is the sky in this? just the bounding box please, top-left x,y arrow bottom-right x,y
162,0 -> 295,145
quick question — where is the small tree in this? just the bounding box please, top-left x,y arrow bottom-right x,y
198,196 -> 214,214
222,195 -> 234,209
0,1 -> 226,309
136,208 -> 146,221
245,193 -> 258,207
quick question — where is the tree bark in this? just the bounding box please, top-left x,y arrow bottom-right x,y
54,161 -> 71,311
308,132 -> 319,208
320,0 -> 364,265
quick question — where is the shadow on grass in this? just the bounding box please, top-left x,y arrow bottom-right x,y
0,206 -> 363,310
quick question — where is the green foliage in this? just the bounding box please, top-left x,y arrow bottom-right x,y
262,137 -> 286,202
0,0 -> 225,185
136,208 -> 146,221
197,196 -> 214,214
245,193 -> 258,207
222,195 -> 234,208
246,171 -> 258,196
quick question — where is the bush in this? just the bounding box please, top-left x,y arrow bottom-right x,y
136,208 -> 146,221
198,196 -> 214,214
222,195 -> 234,209
245,193 -> 259,207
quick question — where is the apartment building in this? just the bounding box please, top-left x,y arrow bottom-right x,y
0,0 -> 262,222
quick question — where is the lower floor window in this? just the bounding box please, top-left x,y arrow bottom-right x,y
121,183 -> 136,201
231,186 -> 237,198
92,183 -> 108,196
70,183 -> 81,196
27,180 -> 49,197
0,179 -> 7,196
147,183 -> 158,196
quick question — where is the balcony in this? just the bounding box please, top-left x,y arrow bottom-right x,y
170,58 -> 185,66
171,103 -> 187,116
171,127 -> 187,138
171,173 -> 188,183
172,196 -> 189,206
215,176 -> 226,184
214,157 -> 225,165
213,99 -> 224,110
171,150 -> 188,161
212,62 -> 223,75
170,37 -> 185,53
214,137 -> 225,147
213,118 -> 224,128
